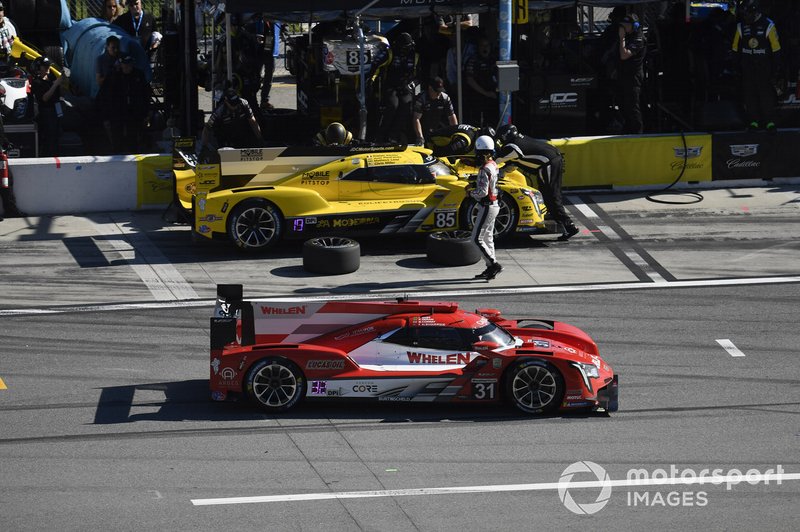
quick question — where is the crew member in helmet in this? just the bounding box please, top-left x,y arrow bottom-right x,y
495,124 -> 579,241
470,135 -> 502,280
375,32 -> 419,143
314,122 -> 354,146
427,124 -> 494,157
732,0 -> 782,130
200,87 -> 264,150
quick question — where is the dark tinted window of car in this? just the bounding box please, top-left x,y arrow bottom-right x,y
384,327 -> 413,346
342,165 -> 434,185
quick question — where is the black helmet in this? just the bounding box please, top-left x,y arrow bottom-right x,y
325,122 -> 348,145
32,56 -> 51,71
739,0 -> 759,14
395,32 -> 414,51
478,126 -> 496,139
496,123 -> 520,144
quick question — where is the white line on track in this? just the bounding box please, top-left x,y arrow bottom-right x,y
191,472 -> 800,506
1,276 -> 799,317
716,339 -> 747,357
92,215 -> 198,301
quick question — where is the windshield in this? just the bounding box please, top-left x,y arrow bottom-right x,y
426,159 -> 453,177
474,322 -> 516,348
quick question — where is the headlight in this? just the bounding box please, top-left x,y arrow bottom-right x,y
521,189 -> 544,217
571,362 -> 600,391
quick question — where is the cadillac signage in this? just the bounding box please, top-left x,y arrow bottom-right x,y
712,130 -> 800,180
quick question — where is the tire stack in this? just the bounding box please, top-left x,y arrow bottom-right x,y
426,230 -> 480,266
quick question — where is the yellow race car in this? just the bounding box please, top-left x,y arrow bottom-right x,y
172,140 -> 558,252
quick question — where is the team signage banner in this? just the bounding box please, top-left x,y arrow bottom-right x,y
712,129 -> 800,180
553,133 -> 713,188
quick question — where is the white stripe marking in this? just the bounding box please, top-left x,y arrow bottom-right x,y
93,216 -> 198,301
1,276 -> 799,317
717,339 -> 746,357
191,472 -> 800,506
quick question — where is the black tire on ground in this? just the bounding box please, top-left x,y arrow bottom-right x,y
426,230 -> 480,266
226,198 -> 283,251
244,358 -> 305,412
460,192 -> 519,241
504,359 -> 565,415
303,236 -> 360,275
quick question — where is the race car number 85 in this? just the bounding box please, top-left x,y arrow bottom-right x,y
472,382 -> 495,400
346,50 -> 371,66
435,211 -> 456,228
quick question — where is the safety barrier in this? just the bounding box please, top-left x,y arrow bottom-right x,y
4,128 -> 798,217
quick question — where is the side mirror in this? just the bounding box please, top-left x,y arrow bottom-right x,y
472,340 -> 500,352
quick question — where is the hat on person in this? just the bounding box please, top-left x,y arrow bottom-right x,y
0,2 -> 5,10
429,76 -> 445,92
120,55 -> 135,64
223,87 -> 240,103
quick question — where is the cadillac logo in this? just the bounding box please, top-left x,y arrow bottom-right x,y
673,146 -> 703,159
730,144 -> 758,157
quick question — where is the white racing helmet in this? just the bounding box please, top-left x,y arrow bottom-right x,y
475,135 -> 495,152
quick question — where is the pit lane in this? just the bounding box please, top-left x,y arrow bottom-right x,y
0,185 -> 798,530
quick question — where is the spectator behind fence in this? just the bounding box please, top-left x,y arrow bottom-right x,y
101,0 -> 121,24
732,0 -> 782,131
98,55 -> 150,153
412,76 -> 458,145
31,57 -> 64,157
114,0 -> 159,52
95,35 -> 120,89
0,2 -> 17,55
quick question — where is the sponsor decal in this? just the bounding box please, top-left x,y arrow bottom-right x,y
589,354 -> 602,368
379,396 -> 411,401
564,401 -> 591,407
730,144 -> 758,157
539,92 -> 579,107
240,148 -> 263,161
406,352 -> 474,364
220,367 -> 236,380
197,198 -> 207,211
198,214 -> 222,222
352,383 -> 378,393
302,170 -> 330,179
261,305 -> 307,315
673,146 -> 703,159
198,225 -> 212,234
292,219 -> 305,232
210,358 -> 220,375
306,360 -> 346,370
334,326 -> 376,341
305,217 -> 318,225
311,380 -> 327,395
221,201 -> 229,213
561,346 -> 577,354
211,390 -> 226,401
238,356 -> 248,371
565,394 -> 583,401
492,358 -> 503,369
570,77 -> 595,86
531,340 -> 551,348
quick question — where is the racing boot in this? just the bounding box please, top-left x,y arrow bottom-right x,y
484,262 -> 503,281
474,265 -> 493,279
558,221 -> 580,241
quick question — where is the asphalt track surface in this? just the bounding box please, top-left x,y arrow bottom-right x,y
1,182 -> 800,529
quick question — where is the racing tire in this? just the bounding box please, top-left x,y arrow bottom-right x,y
460,192 -> 518,241
504,360 -> 565,415
226,198 -> 283,252
245,358 -> 305,412
426,230 -> 480,266
303,236 -> 360,275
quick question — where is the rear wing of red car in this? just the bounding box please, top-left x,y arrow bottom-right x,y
210,284 -> 461,352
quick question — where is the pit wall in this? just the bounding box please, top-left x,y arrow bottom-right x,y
6,129 -> 798,216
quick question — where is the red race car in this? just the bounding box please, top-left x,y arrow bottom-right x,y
210,285 -> 618,415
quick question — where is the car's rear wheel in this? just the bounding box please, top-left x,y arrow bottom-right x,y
227,198 -> 283,251
505,360 -> 564,414
245,358 -> 305,412
461,192 -> 518,240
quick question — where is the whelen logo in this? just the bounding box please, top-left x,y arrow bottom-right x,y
730,144 -> 758,157
673,146 -> 703,159
539,93 -> 578,105
260,305 -> 306,315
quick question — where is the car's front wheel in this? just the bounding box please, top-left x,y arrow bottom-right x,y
245,358 -> 305,412
461,192 -> 518,240
227,199 -> 283,251
505,360 -> 564,414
